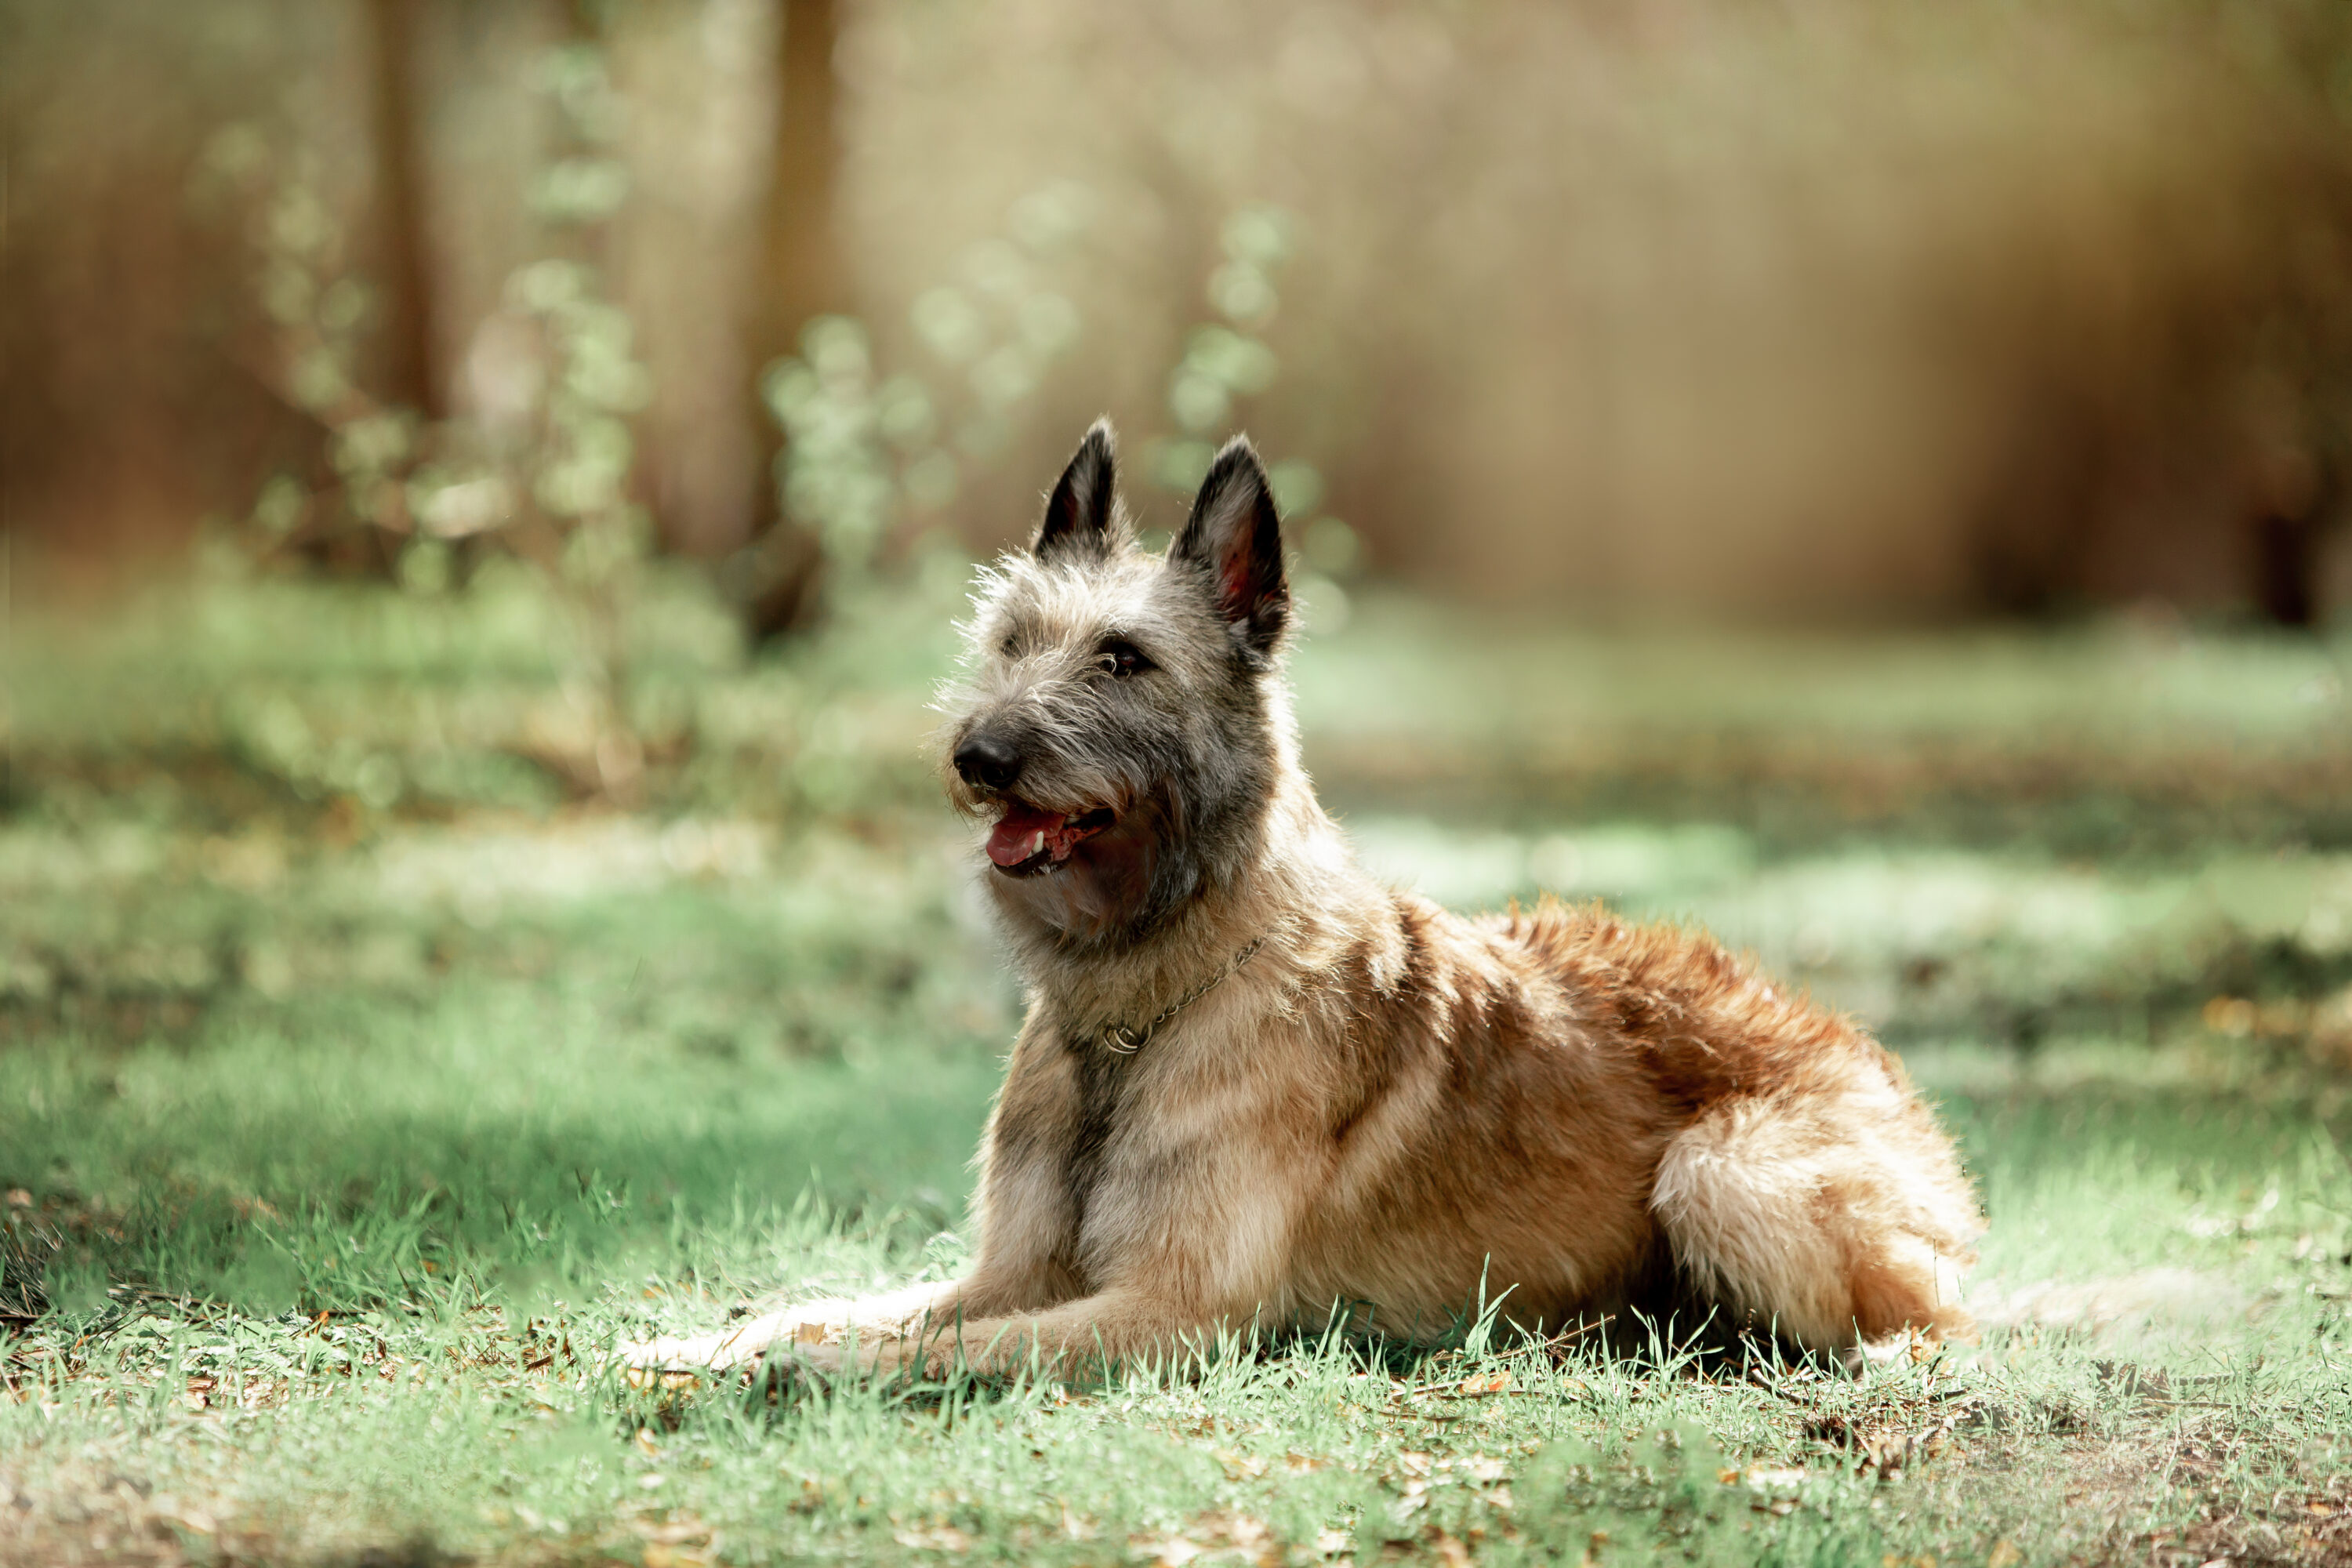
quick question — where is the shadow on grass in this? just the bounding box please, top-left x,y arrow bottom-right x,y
0,984 -> 1002,1319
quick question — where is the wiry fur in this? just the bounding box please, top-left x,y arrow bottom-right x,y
626,421 -> 1981,1381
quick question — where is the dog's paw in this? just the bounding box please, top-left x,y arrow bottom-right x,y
614,1334 -> 739,1391
613,1321 -> 846,1391
619,1330 -> 748,1372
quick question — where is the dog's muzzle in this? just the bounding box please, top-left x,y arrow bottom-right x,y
953,731 -> 1024,793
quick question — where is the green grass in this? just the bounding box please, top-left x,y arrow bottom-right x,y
4,571 -> 2351,1565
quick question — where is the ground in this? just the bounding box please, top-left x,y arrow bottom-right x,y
3,562 -> 2350,1566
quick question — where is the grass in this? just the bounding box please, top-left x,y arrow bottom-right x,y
3,568 -> 2351,1566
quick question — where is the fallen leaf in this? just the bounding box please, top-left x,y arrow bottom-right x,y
1985,1544 -> 2021,1568
154,1504 -> 219,1537
1432,1530 -> 1471,1566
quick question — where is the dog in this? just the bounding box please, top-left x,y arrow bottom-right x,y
624,421 -> 1981,1382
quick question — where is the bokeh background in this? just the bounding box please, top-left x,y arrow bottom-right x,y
15,0 -> 2352,619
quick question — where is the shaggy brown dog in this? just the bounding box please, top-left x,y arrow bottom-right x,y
626,423 -> 1980,1381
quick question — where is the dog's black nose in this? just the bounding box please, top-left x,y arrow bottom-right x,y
953,732 -> 1024,793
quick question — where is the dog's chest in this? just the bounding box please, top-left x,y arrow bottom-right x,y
1058,1037 -> 1132,1241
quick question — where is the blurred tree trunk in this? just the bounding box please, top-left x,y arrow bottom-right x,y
759,0 -> 851,339
2251,452 -> 2339,628
364,0 -> 442,418
735,0 -> 848,637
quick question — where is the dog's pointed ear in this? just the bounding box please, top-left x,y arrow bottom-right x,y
1172,436 -> 1288,658
1033,419 -> 1120,561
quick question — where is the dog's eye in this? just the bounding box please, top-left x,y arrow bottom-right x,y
1096,640 -> 1151,679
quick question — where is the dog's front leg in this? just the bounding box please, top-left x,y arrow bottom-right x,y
621,1033 -> 1088,1378
620,1279 -> 964,1375
842,1108 -> 1309,1381
617,1240 -> 1078,1377
835,1287 -> 1247,1382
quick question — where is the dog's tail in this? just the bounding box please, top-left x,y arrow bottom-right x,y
1649,1091 -> 1980,1352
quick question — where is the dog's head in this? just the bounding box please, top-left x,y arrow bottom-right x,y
941,419 -> 1294,948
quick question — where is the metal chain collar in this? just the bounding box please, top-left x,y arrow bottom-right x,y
1095,935 -> 1268,1056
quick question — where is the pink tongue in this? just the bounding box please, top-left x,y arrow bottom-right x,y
988,803 -> 1065,866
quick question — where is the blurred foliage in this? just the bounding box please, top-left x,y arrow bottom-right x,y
761,180 -> 1096,585
182,11 -> 1363,704
750,189 -> 1370,634
191,32 -> 667,797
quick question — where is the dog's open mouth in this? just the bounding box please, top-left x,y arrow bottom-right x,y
987,801 -> 1117,876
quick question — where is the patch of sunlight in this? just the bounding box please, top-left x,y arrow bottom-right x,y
1694,855 -> 2125,970
361,817 -> 776,913
0,822 -> 169,891
1343,816 -> 1537,909
1289,592 -> 2352,748
1337,815 -> 2352,1033
1345,816 -> 1755,909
